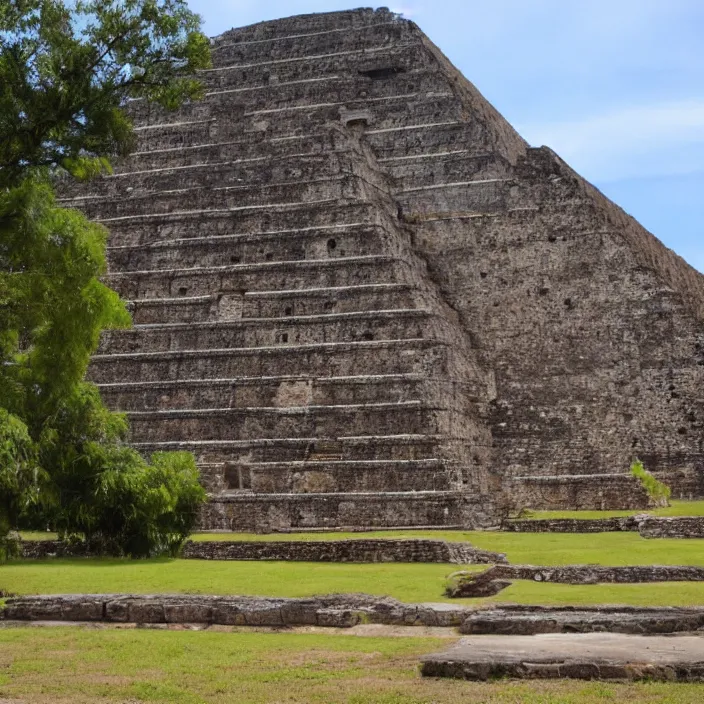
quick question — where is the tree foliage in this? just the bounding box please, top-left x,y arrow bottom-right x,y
0,0 -> 210,187
0,0 -> 209,557
631,458 -> 671,505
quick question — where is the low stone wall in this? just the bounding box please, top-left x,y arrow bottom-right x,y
19,540 -> 91,559
459,605 -> 704,635
507,474 -> 653,511
20,538 -> 506,564
446,564 -> 704,597
496,564 -> 704,583
7,594 -> 704,636
639,517 -> 704,539
504,515 -> 704,536
182,539 -> 506,564
503,517 -> 641,533
1,593 -> 471,628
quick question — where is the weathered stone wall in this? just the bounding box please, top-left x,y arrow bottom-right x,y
446,564 -> 704,597
19,537 -> 506,564
639,516 -> 704,539
1,593 -> 471,628
18,541 -> 91,559
504,515 -> 704,537
410,144 -> 704,501
503,517 -> 641,533
181,538 -> 505,564
506,475 -> 654,511
6,594 -> 704,637
459,605 -> 704,635
65,7 -> 704,527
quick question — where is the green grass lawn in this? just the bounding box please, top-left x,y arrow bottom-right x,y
4,555 -> 704,607
11,522 -> 704,608
1,559 -> 469,603
1,626 -> 703,703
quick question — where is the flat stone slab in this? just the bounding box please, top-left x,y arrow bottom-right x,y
461,605 -> 704,635
421,633 -> 704,681
1,593 -> 472,628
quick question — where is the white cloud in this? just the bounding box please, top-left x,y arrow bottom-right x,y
520,99 -> 704,182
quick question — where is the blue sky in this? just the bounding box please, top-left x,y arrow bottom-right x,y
189,1 -> 704,273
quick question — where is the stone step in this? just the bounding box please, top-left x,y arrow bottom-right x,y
61,173 -> 360,220
104,202 -> 379,248
397,178 -> 513,217
458,605 -> 704,636
388,152 -> 511,192
126,283 -> 418,325
105,255 -> 408,301
112,131 -> 339,174
125,401 -> 459,443
62,152 -> 348,200
87,338 -> 453,384
98,310 -> 437,354
208,457 -> 455,494
116,121 -> 484,176
98,372 -> 456,412
201,489 -> 472,531
368,121 -> 487,161
133,118 -> 214,152
137,45 -> 431,123
129,68 -> 446,128
141,434 -> 476,468
107,223 -> 394,272
0,591 -> 473,627
216,8 -> 399,45
210,15 -> 410,65
133,93 -> 460,151
242,283 -> 421,319
134,432 -> 448,464
420,633 -> 704,682
199,66 -> 442,114
77,152 -> 512,217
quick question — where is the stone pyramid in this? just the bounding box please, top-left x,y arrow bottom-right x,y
64,8 -> 704,531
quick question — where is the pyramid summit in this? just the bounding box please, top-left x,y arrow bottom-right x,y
67,7 -> 704,530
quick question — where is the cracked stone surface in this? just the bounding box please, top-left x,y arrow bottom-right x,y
460,605 -> 704,635
421,633 -> 704,681
0,594 -> 473,628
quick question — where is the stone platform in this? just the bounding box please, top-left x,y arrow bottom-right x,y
460,605 -> 704,635
0,593 -> 472,628
19,537 -> 506,564
421,633 -> 704,681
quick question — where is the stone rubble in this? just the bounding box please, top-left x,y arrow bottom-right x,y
445,564 -> 704,597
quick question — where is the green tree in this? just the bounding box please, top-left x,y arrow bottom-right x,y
0,409 -> 42,560
0,0 -> 210,557
1,0 -> 210,187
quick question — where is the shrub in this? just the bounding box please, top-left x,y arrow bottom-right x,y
631,458 -> 671,504
0,410 -> 44,561
64,450 -> 206,558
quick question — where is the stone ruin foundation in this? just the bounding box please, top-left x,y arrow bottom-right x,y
63,8 -> 704,531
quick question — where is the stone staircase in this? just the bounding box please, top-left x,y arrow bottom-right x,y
72,6 -> 704,526
79,9 -> 506,531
